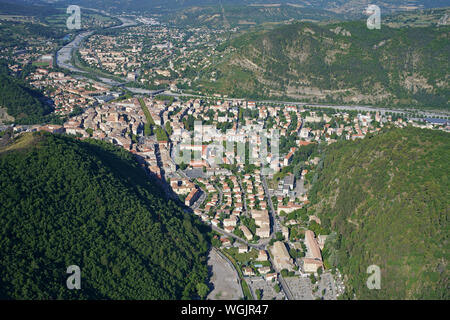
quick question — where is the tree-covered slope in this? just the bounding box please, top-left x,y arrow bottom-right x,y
0,61 -> 53,124
199,21 -> 449,109
309,127 -> 449,299
0,132 -> 209,299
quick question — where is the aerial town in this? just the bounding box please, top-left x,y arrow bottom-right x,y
7,67 -> 449,299
1,7 -> 449,302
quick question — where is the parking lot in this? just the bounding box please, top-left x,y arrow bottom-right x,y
316,273 -> 337,300
283,277 -> 314,300
207,249 -> 243,300
245,277 -> 286,300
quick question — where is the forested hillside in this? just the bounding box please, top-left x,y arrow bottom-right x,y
0,132 -> 209,299
199,21 -> 449,109
0,61 -> 54,124
308,127 -> 449,299
26,0 -> 450,15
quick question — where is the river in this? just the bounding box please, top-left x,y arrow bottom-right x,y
56,16 -> 137,84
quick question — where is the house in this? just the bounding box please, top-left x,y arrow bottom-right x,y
271,241 -> 295,271
223,215 -> 238,227
265,273 -> 277,281
277,203 -> 302,215
305,230 -> 322,260
220,237 -> 231,247
284,148 -> 296,166
185,188 -> 199,206
238,244 -> 249,254
243,267 -> 255,277
247,101 -> 256,109
284,174 -> 295,191
257,250 -> 268,261
302,230 -> 324,273
38,125 -> 65,134
127,72 -> 136,81
240,225 -> 253,241
256,226 -> 270,238
258,266 -> 271,275
252,210 -> 270,230
224,225 -> 235,233
303,258 -> 323,274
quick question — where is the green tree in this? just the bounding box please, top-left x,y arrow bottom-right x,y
196,283 -> 209,300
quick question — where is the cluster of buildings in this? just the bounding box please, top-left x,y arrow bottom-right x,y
170,178 -> 201,206
77,21 -> 229,88
28,67 -> 110,114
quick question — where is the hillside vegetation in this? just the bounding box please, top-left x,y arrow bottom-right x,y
309,127 -> 449,299
199,21 -> 449,109
0,132 -> 209,299
0,61 -> 53,124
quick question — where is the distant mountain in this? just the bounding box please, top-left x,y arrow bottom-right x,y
0,132 -> 209,299
27,0 -> 450,15
159,4 -> 347,28
309,127 -> 449,299
0,1 -> 60,16
197,21 -> 449,109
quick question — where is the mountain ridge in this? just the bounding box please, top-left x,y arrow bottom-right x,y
197,20 -> 449,109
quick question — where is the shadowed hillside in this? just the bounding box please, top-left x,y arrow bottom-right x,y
0,132 -> 209,299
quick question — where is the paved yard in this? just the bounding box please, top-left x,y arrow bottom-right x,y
294,178 -> 307,196
283,276 -> 314,300
207,249 -> 243,300
316,273 -> 337,300
245,277 -> 286,300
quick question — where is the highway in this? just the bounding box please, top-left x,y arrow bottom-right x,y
160,90 -> 449,119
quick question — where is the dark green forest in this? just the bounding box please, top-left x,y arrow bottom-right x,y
0,132 -> 209,299
309,127 -> 449,299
